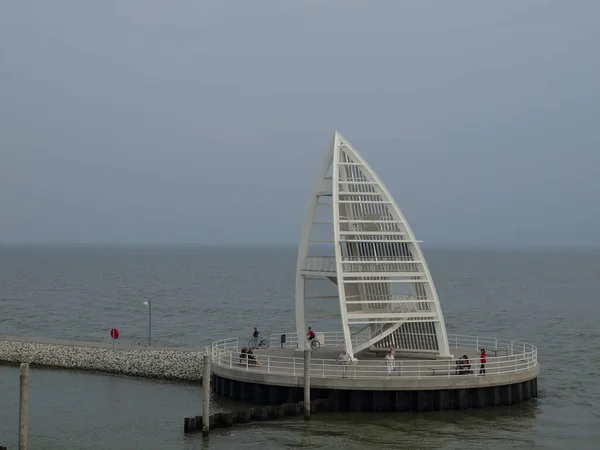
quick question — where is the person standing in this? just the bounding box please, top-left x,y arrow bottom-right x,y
251,327 -> 259,346
385,350 -> 395,377
337,350 -> 350,378
480,348 -> 487,375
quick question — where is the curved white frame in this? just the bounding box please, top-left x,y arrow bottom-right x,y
294,137 -> 334,347
296,131 -> 450,358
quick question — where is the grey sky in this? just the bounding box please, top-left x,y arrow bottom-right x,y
1,1 -> 599,247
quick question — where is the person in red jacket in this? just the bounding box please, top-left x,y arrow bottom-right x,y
480,348 -> 487,374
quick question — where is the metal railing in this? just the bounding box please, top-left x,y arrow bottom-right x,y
341,262 -> 422,273
261,332 -> 526,355
266,331 -> 347,349
346,294 -> 428,302
449,334 -> 521,355
300,257 -> 429,275
342,256 -> 416,261
300,257 -> 337,273
315,177 -> 333,196
212,337 -> 239,355
351,326 -> 372,348
211,333 -> 537,380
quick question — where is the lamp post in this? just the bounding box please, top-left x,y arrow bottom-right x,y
143,299 -> 152,346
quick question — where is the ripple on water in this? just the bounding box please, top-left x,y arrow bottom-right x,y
1,247 -> 600,449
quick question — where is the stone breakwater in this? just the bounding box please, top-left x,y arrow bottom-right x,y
0,336 -> 204,381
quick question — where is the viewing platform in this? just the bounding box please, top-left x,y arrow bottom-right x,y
209,332 -> 539,411
299,256 -> 336,277
206,131 -> 540,414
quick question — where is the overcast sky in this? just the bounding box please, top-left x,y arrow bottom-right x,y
1,1 -> 599,247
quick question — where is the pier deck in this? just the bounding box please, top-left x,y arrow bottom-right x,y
211,332 -> 538,392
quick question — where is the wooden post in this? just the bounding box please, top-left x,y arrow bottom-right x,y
202,348 -> 211,437
304,349 -> 311,420
19,363 -> 29,450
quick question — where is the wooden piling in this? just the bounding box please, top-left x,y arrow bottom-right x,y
184,396 -> 330,434
303,349 -> 311,420
202,348 -> 211,437
183,417 -> 197,433
19,362 -> 29,450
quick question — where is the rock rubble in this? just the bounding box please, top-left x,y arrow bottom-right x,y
0,339 -> 204,381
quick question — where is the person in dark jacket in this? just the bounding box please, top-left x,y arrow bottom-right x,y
246,347 -> 263,366
462,354 -> 473,374
239,346 -> 249,364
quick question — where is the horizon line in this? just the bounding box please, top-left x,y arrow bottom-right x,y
1,242 -> 599,252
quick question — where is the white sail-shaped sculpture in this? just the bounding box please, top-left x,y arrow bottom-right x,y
295,131 -> 451,358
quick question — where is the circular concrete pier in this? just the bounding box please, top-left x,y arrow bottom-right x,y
210,333 -> 539,412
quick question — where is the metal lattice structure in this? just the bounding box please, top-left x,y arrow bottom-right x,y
295,131 -> 451,358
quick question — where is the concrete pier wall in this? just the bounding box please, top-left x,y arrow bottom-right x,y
0,336 -> 204,381
211,373 -> 538,412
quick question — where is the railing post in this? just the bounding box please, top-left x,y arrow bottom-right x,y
322,359 -> 325,377
268,356 -> 271,374
229,351 -> 232,368
476,336 -> 479,349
